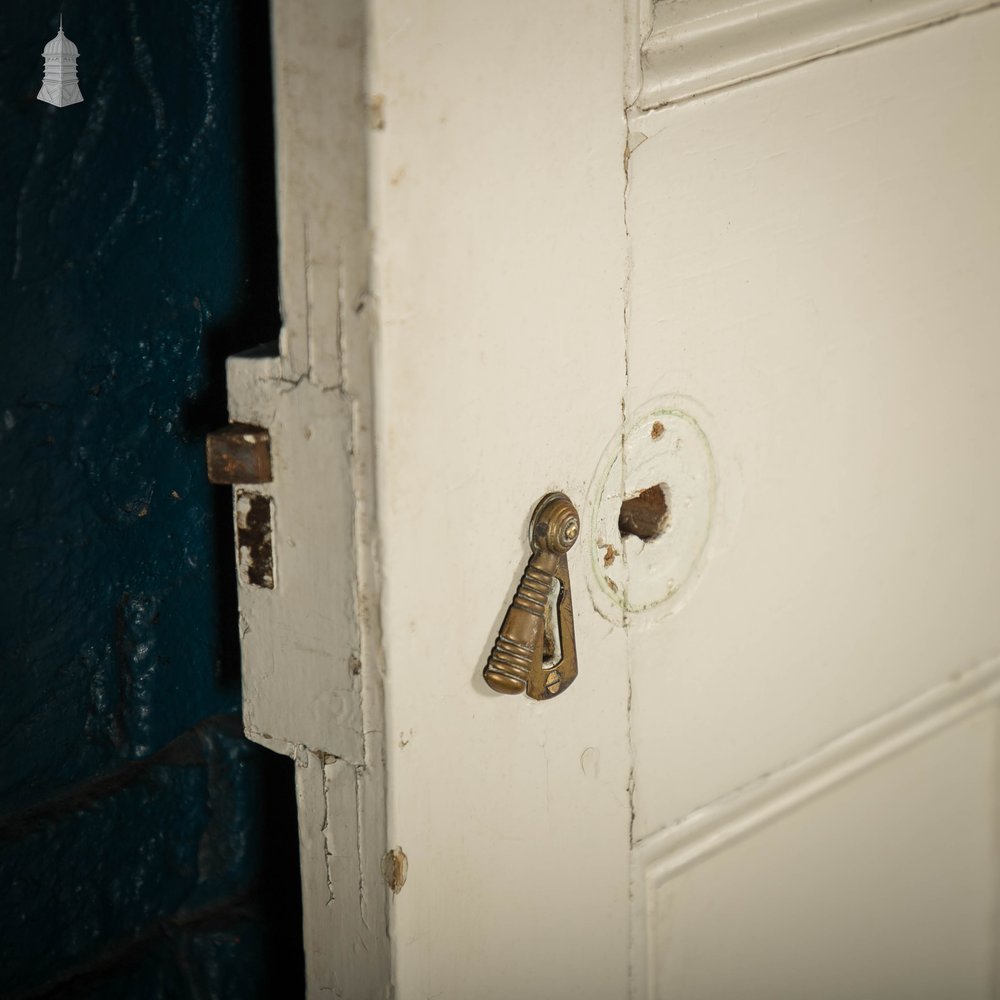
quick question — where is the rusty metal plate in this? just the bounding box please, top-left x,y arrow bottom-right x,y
206,424 -> 272,485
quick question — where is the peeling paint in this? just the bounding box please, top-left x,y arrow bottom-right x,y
235,491 -> 275,589
369,94 -> 386,130
381,847 -> 408,895
321,758 -> 336,906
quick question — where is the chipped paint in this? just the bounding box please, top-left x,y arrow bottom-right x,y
381,847 -> 408,895
235,491 -> 275,589
234,2 -> 391,994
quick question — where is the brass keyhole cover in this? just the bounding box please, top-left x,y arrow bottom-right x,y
484,492 -> 580,701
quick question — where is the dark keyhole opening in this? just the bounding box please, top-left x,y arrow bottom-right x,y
542,577 -> 562,665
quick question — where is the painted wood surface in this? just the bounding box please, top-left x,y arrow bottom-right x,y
627,7 -> 1000,836
237,1 -> 1000,996
642,690 -> 999,999
235,0 -> 389,995
635,0 -> 1000,108
627,8 -> 1000,995
633,658 -> 1000,998
367,2 -> 630,997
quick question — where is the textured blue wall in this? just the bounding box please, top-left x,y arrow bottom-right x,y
0,2 -> 302,996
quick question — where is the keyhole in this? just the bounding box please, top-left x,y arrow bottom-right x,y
542,578 -> 562,665
619,483 -> 670,542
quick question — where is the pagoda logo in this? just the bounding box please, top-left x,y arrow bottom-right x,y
38,16 -> 83,108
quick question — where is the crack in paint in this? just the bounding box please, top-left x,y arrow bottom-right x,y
320,754 -> 336,906
355,763 -> 369,929
622,23 -> 638,857
303,218 -> 313,375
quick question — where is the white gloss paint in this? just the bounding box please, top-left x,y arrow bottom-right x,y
230,2 -> 1000,996
367,3 -> 630,997
633,0 -> 1000,109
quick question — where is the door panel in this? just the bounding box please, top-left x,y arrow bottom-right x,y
627,10 -> 1000,838
639,693 -> 999,1000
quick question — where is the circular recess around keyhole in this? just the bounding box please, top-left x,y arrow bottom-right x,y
586,400 -> 717,624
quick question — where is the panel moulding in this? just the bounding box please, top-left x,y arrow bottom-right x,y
630,655 -> 1000,999
632,0 -> 1000,111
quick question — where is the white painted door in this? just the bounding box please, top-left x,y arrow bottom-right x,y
228,2 -> 1000,997
625,8 -> 1000,998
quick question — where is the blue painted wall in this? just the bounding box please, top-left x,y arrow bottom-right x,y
0,2 -> 303,996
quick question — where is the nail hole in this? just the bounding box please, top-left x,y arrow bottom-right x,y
619,484 -> 670,542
